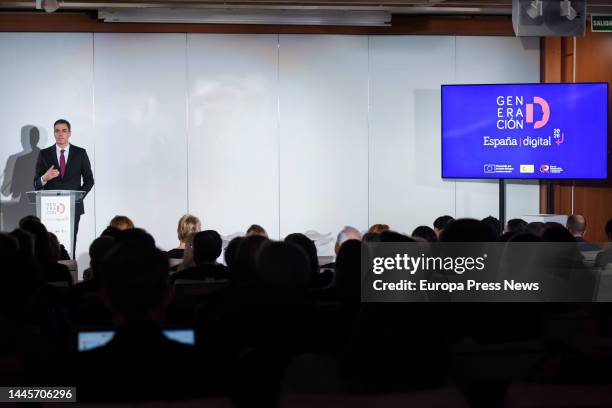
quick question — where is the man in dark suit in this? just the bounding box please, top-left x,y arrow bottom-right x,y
33,119 -> 94,257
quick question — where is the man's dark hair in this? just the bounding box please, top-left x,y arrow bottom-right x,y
284,233 -> 318,276
100,226 -> 121,239
233,235 -> 268,286
482,216 -> 502,237
507,218 -> 528,234
411,226 -> 438,242
434,215 -> 454,231
10,228 -> 35,257
193,230 -> 222,265
89,236 -> 116,280
379,231 -> 415,243
224,236 -> 244,271
18,215 -> 40,229
100,243 -> 169,322
19,218 -> 52,264
526,222 -> 546,238
440,219 -> 497,242
566,215 -> 587,235
362,232 -> 380,242
255,241 -> 310,295
53,118 -> 71,131
509,233 -> 544,243
115,227 -> 155,248
335,239 -> 361,305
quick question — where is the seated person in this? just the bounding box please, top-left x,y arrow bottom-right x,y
367,223 -> 389,234
567,214 -> 601,252
69,237 -> 219,401
596,219 -> 612,267
246,224 -> 268,238
285,233 -> 332,290
411,225 -> 438,242
109,215 -> 134,231
47,232 -> 73,284
170,230 -> 228,284
20,218 -> 71,285
168,214 -> 201,260
68,236 -> 116,326
433,215 -> 454,238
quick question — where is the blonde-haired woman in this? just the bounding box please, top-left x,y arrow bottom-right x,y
168,214 -> 201,260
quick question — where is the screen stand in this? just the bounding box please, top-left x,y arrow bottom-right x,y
499,179 -> 506,230
546,181 -> 554,213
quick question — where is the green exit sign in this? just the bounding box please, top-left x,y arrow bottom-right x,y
592,15 -> 612,32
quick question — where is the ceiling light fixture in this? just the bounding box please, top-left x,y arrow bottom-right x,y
98,8 -> 391,26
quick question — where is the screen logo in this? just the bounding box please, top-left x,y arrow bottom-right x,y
540,164 -> 550,173
484,164 -> 496,173
520,164 -> 535,173
526,97 -> 550,129
496,95 -> 550,130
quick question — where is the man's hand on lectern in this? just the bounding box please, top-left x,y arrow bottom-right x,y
42,166 -> 60,182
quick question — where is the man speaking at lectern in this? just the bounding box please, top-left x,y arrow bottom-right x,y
34,119 -> 94,257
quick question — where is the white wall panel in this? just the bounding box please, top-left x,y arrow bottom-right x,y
1,32 -> 543,273
187,34 -> 280,238
369,36 -> 456,234
454,36 -> 541,221
94,33 -> 188,252
0,33 -> 95,276
278,35 -> 369,247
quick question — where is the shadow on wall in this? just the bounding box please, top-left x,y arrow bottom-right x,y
1,125 -> 46,231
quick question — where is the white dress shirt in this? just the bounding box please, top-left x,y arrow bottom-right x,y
41,144 -> 71,186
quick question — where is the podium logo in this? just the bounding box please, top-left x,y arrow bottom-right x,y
57,203 -> 65,214
526,97 -> 550,129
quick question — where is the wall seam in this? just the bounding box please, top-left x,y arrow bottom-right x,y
185,33 -> 190,215
367,34 -> 371,230
277,33 -> 281,239
92,33 -> 97,240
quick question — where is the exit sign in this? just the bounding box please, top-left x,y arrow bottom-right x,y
592,15 -> 612,32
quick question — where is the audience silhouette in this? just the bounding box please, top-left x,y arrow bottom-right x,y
0,213 -> 611,405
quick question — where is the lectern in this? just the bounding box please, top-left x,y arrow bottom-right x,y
26,190 -> 84,258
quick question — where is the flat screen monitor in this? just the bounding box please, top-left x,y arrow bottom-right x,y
441,83 -> 608,179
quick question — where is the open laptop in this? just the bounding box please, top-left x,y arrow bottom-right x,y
78,328 -> 195,351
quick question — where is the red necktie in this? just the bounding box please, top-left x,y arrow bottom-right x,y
60,149 -> 66,178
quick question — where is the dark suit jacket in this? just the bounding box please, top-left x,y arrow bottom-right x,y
33,144 -> 94,215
